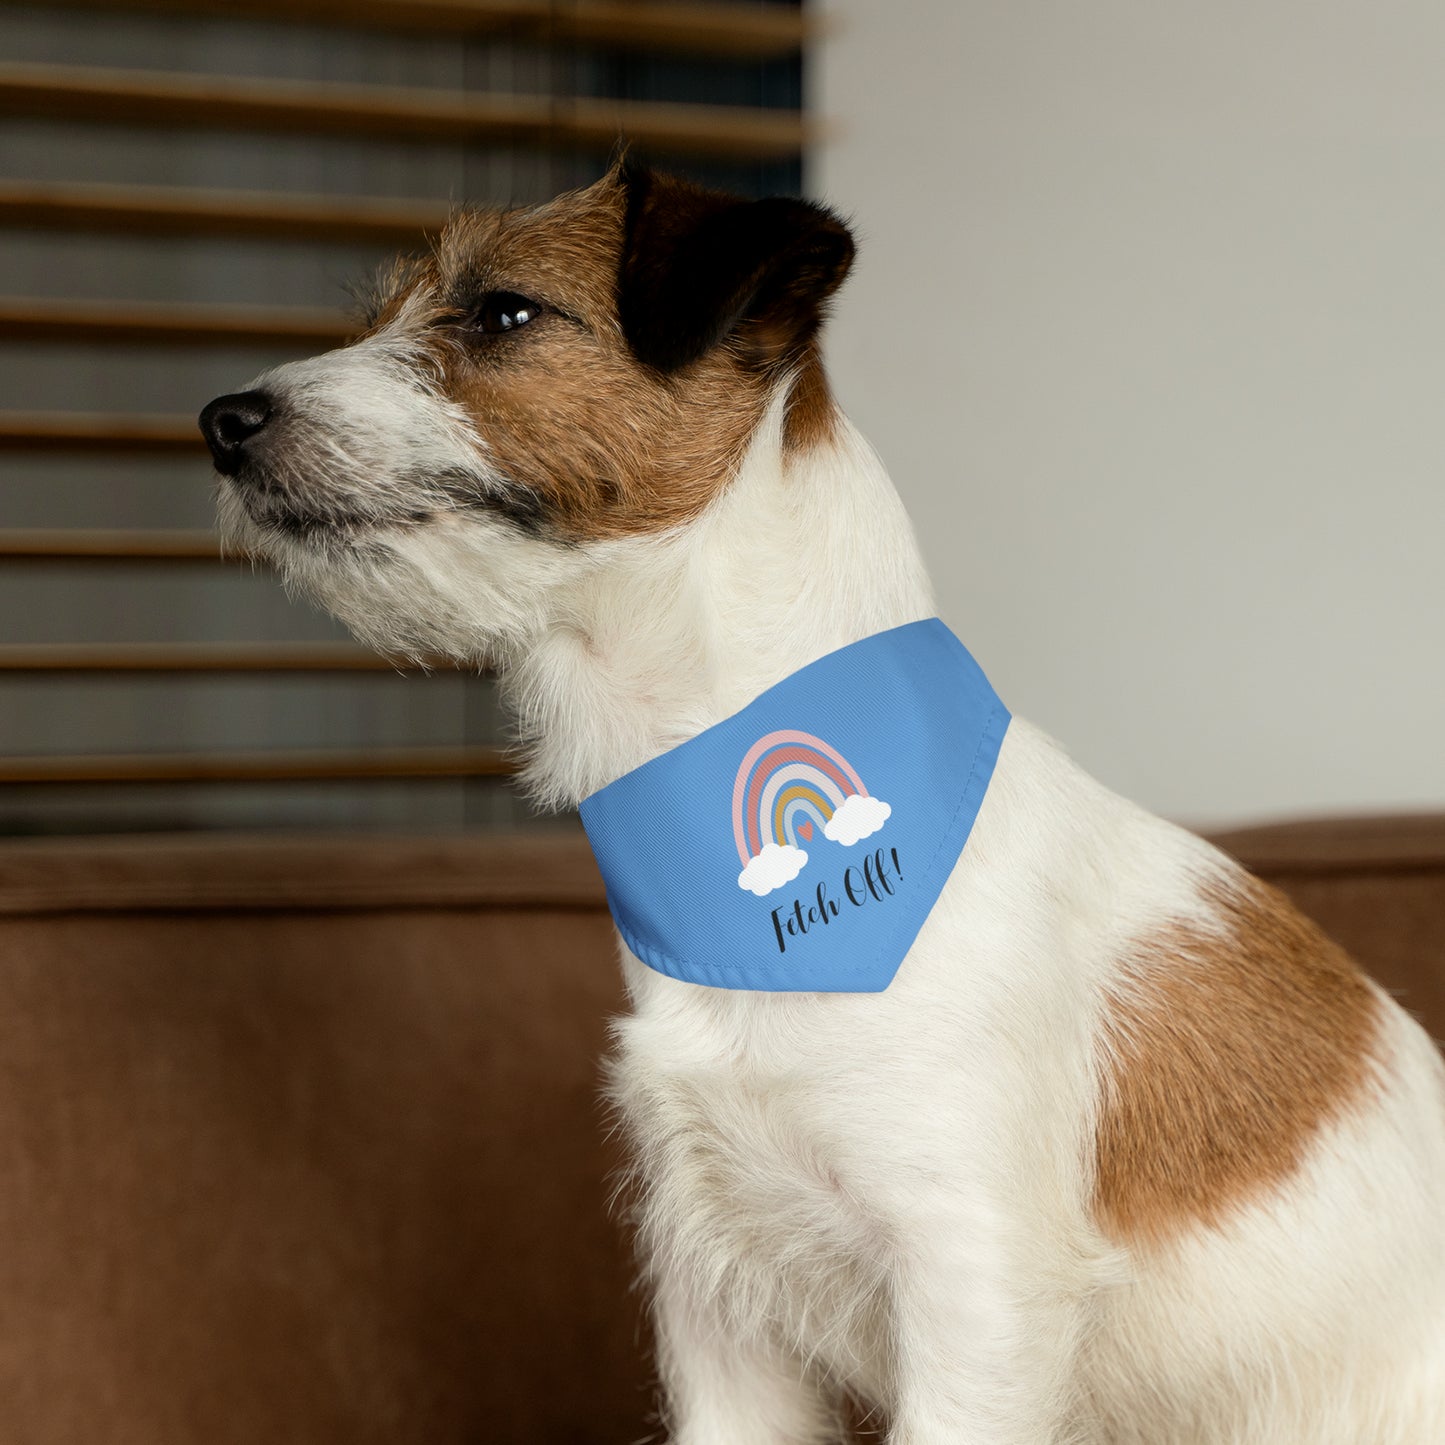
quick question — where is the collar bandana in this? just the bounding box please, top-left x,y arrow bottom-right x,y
578,619 -> 1010,993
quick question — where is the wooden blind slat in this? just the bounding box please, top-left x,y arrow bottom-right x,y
0,745 -> 512,783
0,62 -> 812,161
0,412 -> 202,452
0,180 -> 448,245
0,643 -> 429,672
0,529 -> 227,561
545,0 -> 810,57
0,297 -> 353,348
0,0 -> 810,58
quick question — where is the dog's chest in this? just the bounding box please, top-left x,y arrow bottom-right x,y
612,998 -> 891,1386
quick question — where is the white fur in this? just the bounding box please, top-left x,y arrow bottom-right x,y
220,348 -> 1445,1443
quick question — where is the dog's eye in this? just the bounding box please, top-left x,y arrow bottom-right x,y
472,291 -> 543,334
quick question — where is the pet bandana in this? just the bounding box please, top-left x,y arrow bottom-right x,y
578,618 -> 1010,993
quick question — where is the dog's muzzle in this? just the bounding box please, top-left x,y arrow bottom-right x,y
199,390 -> 274,476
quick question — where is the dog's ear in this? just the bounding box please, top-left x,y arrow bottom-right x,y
617,162 -> 855,374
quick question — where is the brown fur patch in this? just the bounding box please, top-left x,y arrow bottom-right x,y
365,171 -> 842,542
360,182 -> 769,541
1093,872 -> 1382,1247
436,183 -> 769,540
782,343 -> 840,454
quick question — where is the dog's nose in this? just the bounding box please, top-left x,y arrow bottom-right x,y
199,390 -> 273,475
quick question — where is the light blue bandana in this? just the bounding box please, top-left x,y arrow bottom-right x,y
578,619 -> 1010,993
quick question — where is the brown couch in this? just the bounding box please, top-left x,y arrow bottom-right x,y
0,818 -> 1440,1443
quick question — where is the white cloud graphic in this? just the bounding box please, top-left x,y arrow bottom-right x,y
737,842 -> 809,897
823,794 -> 892,846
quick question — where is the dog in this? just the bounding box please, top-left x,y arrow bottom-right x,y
200,161 -> 1445,1444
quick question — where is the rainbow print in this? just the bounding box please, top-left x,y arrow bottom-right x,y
732,730 -> 869,867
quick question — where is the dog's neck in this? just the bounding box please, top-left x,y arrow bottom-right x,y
502,393 -> 937,809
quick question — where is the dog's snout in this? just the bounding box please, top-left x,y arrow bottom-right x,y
199,390 -> 273,475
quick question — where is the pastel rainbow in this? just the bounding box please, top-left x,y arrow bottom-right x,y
732,730 -> 869,867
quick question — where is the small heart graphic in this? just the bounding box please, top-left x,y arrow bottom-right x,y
798,821 -> 814,841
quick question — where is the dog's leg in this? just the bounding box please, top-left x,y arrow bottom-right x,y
883,1223 -> 1093,1445
654,1276 -> 844,1445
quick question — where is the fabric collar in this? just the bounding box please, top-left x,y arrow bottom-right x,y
578,619 -> 1010,993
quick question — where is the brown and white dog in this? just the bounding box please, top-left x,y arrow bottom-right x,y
200,163 -> 1445,1444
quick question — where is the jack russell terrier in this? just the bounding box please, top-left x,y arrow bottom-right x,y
200,162 -> 1445,1444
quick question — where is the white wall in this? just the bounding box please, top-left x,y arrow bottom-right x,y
813,1 -> 1445,827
